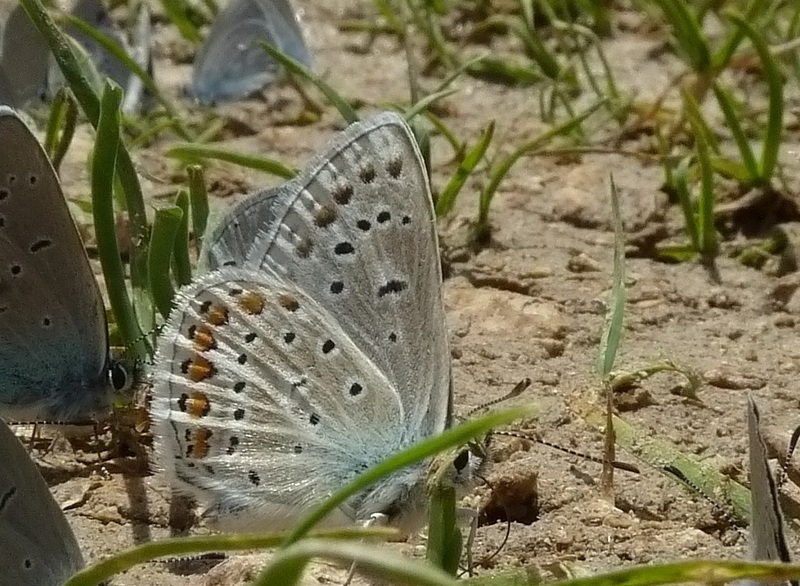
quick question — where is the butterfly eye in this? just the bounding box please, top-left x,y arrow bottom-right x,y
453,449 -> 470,473
110,361 -> 131,392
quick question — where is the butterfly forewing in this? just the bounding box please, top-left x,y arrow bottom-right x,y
153,267 -> 410,529
0,108 -> 110,420
246,113 -> 451,444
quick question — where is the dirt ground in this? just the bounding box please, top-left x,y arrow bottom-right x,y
17,1 -> 800,585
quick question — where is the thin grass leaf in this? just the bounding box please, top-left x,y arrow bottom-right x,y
255,539 -> 460,586
418,111 -> 462,157
283,407 -> 532,546
725,10 -> 784,183
560,561 -> 800,586
166,144 -> 297,178
92,83 -> 145,354
466,57 -> 541,86
497,15 -> 560,79
651,0 -> 711,73
680,87 -> 720,154
597,175 -> 626,379
671,156 -> 700,251
62,13 -> 193,140
45,89 -> 78,173
683,90 -> 717,260
187,165 -> 209,254
478,100 -> 604,228
172,190 -> 192,286
260,40 -> 358,124
712,83 -> 758,181
435,122 -> 494,217
711,0 -> 761,70
432,54 -> 490,96
64,528 -> 393,586
159,0 -> 201,43
404,87 -> 459,122
426,484 -> 461,575
45,88 -> 69,157
148,205 -> 183,319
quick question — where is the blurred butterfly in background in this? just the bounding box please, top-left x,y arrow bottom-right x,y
0,0 -> 152,114
191,0 -> 311,104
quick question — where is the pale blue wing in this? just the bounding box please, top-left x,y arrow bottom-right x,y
152,267 -> 427,530
0,419 -> 84,585
244,112 -> 451,445
191,0 -> 311,104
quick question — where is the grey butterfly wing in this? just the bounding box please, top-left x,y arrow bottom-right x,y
153,267 -> 413,530
747,398 -> 793,569
0,107 -> 111,421
68,0 -> 130,89
0,65 -> 19,108
0,4 -> 49,107
191,0 -> 311,104
246,112 -> 451,444
0,419 -> 84,585
199,184 -> 285,272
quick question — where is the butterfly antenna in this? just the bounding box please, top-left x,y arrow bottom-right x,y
464,378 -> 532,420
496,430 -> 640,474
662,464 -> 744,530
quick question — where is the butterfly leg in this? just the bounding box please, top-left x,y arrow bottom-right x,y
343,514 -> 390,586
458,507 -> 479,577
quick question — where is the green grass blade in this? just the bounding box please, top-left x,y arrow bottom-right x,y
404,87 -> 459,121
479,100 -> 604,227
159,0 -> 201,43
651,0 -> 711,73
435,122 -> 494,217
148,205 -> 183,320
255,539 -> 459,586
45,89 -> 78,173
63,528 -> 392,586
92,83 -> 144,354
597,175 -> 626,379
672,156 -> 700,251
187,165 -> 210,254
283,407 -> 532,546
166,144 -> 297,178
172,190 -> 192,286
725,10 -> 784,183
426,484 -> 461,575
682,89 -> 717,260
260,40 -> 358,124
711,83 -> 758,182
